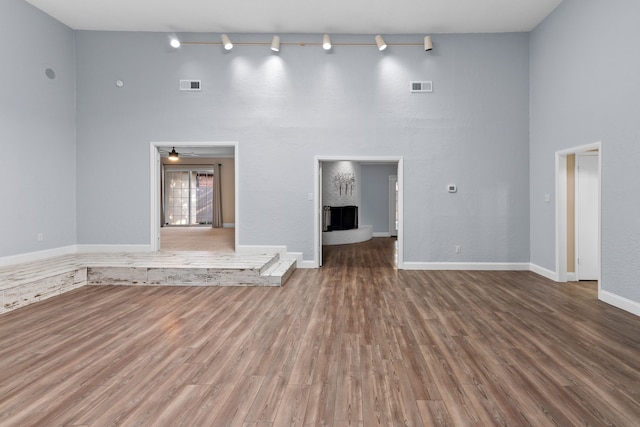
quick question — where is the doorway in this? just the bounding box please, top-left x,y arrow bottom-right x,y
149,142 -> 239,252
555,143 -> 601,286
314,156 -> 404,268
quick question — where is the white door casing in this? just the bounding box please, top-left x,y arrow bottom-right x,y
389,175 -> 398,237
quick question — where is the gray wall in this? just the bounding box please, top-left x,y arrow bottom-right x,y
361,164 -> 398,234
530,0 -> 640,302
0,0 -> 76,257
1,5 -> 531,264
74,31 -> 531,262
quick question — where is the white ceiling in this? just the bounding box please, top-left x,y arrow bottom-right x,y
24,0 -> 562,34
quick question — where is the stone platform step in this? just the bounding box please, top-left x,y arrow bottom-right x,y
0,251 -> 297,314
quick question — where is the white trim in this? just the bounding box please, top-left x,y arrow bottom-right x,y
237,245 -> 287,257
389,175 -> 398,237
0,245 -> 77,267
223,223 -> 235,228
566,272 -> 577,282
600,290 -> 640,317
314,156 -> 403,269
373,232 -> 391,238
150,143 -> 161,251
297,260 -> 317,269
403,262 -> 531,271
150,141 -> 239,253
76,245 -> 152,253
529,263 -> 559,281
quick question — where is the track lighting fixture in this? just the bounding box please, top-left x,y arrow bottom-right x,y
424,36 -> 433,52
271,35 -> 280,52
323,34 -> 332,50
168,147 -> 179,161
173,33 -> 434,53
169,34 -> 180,49
221,34 -> 233,50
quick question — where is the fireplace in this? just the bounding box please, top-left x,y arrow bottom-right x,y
326,205 -> 358,231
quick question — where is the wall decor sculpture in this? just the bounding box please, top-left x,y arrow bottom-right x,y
333,172 -> 356,195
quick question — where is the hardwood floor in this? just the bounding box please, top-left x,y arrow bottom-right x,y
1,238 -> 640,426
161,227 -> 235,252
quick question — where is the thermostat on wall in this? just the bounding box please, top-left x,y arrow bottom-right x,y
447,184 -> 457,193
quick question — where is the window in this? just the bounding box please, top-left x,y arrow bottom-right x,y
163,169 -> 214,226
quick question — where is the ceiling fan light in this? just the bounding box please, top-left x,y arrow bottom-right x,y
168,147 -> 179,160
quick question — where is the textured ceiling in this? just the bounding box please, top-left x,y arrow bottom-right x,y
25,0 -> 562,34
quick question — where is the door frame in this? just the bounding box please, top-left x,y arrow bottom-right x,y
389,175 -> 398,237
555,142 -> 601,288
149,141 -> 239,252
314,156 -> 404,269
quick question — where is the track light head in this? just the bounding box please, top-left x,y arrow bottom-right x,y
323,34 -> 332,50
168,147 -> 179,161
169,34 -> 180,49
271,35 -> 280,52
221,34 -> 233,50
375,35 -> 387,51
424,35 -> 433,52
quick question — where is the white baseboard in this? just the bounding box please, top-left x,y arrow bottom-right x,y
529,263 -> 559,281
566,272 -> 577,282
372,232 -> 391,238
297,260 -> 317,269
76,244 -> 152,253
223,223 -> 235,228
402,262 -> 531,271
237,245 -> 288,258
0,245 -> 77,267
599,290 -> 640,317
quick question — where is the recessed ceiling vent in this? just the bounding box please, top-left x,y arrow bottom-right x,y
179,80 -> 201,91
410,81 -> 432,93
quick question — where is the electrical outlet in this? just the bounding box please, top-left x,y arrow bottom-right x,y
455,245 -> 461,254
37,233 -> 44,241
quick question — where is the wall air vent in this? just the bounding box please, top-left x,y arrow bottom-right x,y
179,80 -> 201,91
410,81 -> 433,93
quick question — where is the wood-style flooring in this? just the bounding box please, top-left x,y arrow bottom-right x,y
161,227 -> 235,252
1,238 -> 640,426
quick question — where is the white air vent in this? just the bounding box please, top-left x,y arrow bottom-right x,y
410,81 -> 432,93
179,80 -> 201,91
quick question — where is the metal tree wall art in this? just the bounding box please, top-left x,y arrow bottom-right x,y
334,172 -> 356,195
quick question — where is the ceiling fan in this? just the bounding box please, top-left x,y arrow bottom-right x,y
159,147 -> 199,161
